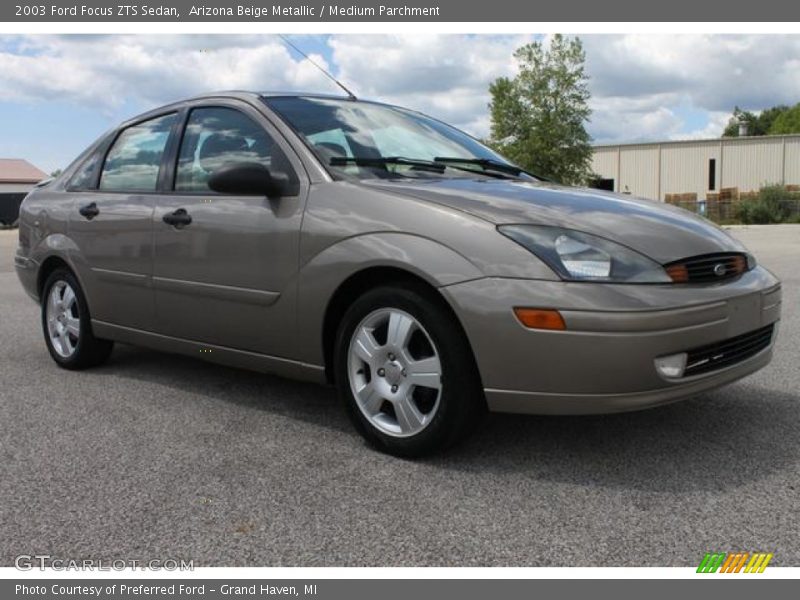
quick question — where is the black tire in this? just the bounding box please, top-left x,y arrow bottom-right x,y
41,268 -> 114,370
334,284 -> 486,457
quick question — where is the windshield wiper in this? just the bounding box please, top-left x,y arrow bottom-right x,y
330,156 -> 446,173
433,157 -> 545,180
329,155 -> 540,181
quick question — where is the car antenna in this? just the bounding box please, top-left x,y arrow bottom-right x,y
278,35 -> 358,100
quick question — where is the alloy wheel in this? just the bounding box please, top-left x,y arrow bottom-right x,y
46,280 -> 80,358
347,308 -> 443,437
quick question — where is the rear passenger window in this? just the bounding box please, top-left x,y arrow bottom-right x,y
175,107 -> 296,192
99,113 -> 177,192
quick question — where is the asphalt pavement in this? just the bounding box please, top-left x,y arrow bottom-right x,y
0,225 -> 798,566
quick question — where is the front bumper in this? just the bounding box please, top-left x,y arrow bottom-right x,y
441,266 -> 781,414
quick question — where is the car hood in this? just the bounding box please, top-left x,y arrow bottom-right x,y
362,177 -> 747,264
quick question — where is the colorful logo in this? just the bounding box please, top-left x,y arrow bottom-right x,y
697,552 -> 773,573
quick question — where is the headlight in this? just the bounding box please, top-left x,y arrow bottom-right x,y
498,225 -> 671,283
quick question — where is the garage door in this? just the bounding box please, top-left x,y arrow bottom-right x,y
0,193 -> 26,225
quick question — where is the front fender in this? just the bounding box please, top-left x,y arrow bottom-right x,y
295,232 -> 484,365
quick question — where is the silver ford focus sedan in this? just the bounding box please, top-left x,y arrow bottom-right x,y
15,92 -> 782,456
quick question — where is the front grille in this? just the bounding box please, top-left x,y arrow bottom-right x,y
683,324 -> 774,377
665,253 -> 748,283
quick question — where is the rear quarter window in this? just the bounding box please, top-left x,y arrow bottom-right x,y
67,152 -> 101,190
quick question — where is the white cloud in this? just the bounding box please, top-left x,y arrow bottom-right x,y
0,35 -> 337,111
328,34 -> 800,143
328,34 -> 536,137
1,34 -> 524,139
590,100 -> 684,144
1,33 -> 800,148
671,111 -> 732,141
583,34 -> 800,141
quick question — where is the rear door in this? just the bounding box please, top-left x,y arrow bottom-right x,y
69,112 -> 179,331
151,101 -> 308,356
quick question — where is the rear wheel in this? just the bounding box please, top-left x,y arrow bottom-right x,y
334,284 -> 485,457
41,268 -> 113,370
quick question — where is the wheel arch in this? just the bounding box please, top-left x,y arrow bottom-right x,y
296,232 -> 486,381
320,265 -> 478,385
37,255 -> 74,299
29,231 -> 87,302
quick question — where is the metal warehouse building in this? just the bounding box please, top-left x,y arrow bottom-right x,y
0,158 -> 48,226
591,134 -> 800,202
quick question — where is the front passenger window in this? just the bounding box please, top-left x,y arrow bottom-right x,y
175,107 -> 296,192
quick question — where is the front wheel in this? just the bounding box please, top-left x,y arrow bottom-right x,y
334,285 -> 485,457
41,268 -> 114,370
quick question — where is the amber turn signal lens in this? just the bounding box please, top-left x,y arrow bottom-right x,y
665,264 -> 689,283
732,255 -> 747,274
513,308 -> 566,330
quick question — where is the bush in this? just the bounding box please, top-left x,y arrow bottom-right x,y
736,184 -> 793,224
786,213 -> 800,224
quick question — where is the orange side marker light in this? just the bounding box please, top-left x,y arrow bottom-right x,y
513,308 -> 566,330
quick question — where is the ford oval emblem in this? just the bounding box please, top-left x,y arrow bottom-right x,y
713,263 -> 726,277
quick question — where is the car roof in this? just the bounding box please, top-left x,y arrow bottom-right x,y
259,91 -> 354,100
186,90 -> 358,102
116,91 -> 409,131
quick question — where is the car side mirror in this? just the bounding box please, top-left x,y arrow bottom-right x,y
207,162 -> 289,197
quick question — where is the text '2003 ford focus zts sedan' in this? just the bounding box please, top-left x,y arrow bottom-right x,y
16,92 -> 782,456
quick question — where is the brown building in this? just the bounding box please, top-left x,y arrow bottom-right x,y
0,158 -> 48,226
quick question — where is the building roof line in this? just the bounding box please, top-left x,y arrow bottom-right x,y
0,158 -> 48,183
593,133 -> 800,150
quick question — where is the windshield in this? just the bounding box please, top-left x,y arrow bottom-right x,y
265,96 -> 530,180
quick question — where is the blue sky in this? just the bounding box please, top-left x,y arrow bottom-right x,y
2,34 -> 799,173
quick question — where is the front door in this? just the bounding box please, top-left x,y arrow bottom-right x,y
152,104 -> 306,356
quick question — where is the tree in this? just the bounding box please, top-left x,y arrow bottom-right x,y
768,103 -> 800,135
759,105 -> 790,134
722,104 -> 789,137
50,169 -> 63,178
487,35 -> 592,185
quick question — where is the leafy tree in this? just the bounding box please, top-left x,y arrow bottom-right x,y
723,105 -> 789,137
758,105 -> 790,134
487,34 -> 592,185
768,103 -> 800,134
50,169 -> 63,178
